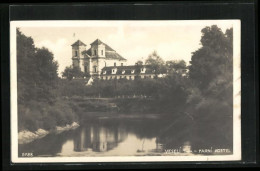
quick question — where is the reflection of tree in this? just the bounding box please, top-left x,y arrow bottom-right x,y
155,115 -> 195,151
73,123 -> 127,152
19,130 -> 76,157
125,119 -> 161,139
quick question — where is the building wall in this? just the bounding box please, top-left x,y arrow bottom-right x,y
72,45 -> 86,72
72,46 -> 86,58
97,58 -> 106,75
72,58 -> 85,72
72,43 -> 127,77
91,59 -> 98,74
91,44 -> 105,58
105,59 -> 127,67
72,59 -> 79,68
83,58 -> 127,76
101,74 -> 155,80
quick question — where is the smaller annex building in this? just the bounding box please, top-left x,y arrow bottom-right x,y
100,65 -> 157,80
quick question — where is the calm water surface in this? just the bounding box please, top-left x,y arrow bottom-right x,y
19,116 -> 232,157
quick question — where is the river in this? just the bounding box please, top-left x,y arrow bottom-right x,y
18,115 -> 233,157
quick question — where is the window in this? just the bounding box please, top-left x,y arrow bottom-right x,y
101,50 -> 103,55
75,51 -> 78,56
112,69 -> 117,74
84,66 -> 88,73
93,66 -> 97,73
94,49 -> 97,56
121,63 -> 123,66
114,62 -> 116,66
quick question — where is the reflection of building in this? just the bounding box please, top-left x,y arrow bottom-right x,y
74,125 -> 127,152
71,39 -> 159,79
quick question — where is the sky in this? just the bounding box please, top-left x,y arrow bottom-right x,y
18,20 -> 234,76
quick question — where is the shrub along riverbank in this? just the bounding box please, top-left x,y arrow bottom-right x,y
18,98 -> 80,132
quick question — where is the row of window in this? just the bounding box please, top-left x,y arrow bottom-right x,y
104,68 -> 146,75
101,75 -> 154,80
93,49 -> 104,56
114,63 -> 124,66
74,49 -> 104,57
84,66 -> 97,73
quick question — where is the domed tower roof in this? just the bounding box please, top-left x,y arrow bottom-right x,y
82,38 -> 127,61
71,40 -> 86,47
90,39 -> 114,51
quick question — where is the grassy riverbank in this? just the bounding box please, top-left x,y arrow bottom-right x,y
18,98 -> 79,132
17,96 -> 156,132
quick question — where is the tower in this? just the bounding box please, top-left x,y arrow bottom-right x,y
71,40 -> 87,72
90,39 -> 106,76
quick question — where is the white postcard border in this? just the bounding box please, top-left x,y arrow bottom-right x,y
10,20 -> 241,163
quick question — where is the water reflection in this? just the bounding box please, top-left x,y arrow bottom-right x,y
73,124 -> 127,152
19,117 -> 233,157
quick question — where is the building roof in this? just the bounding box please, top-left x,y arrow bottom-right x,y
105,51 -> 126,61
90,39 -> 115,51
90,39 -> 103,45
83,39 -> 126,61
71,40 -> 86,46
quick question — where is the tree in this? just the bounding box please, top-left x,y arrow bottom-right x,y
187,25 -> 233,147
135,60 -> 144,66
34,48 -> 59,101
16,28 -> 59,103
62,66 -> 86,80
166,59 -> 187,75
145,51 -> 167,75
189,25 -> 233,89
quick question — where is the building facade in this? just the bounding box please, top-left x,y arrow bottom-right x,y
100,65 -> 158,80
71,39 -> 159,80
72,39 -> 127,77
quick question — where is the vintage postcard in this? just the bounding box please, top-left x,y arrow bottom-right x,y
10,20 -> 241,162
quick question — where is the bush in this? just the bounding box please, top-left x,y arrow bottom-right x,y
18,98 -> 79,132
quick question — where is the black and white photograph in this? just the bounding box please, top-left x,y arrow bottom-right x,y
10,20 -> 241,162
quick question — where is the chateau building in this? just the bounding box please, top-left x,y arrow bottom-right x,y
71,39 -> 158,80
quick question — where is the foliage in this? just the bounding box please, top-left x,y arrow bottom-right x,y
62,65 -> 88,80
189,25 -> 233,89
18,99 -> 79,132
145,51 -> 167,75
166,59 -> 187,74
17,29 -> 78,131
187,25 -> 233,146
135,60 -> 144,66
17,28 -> 59,104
